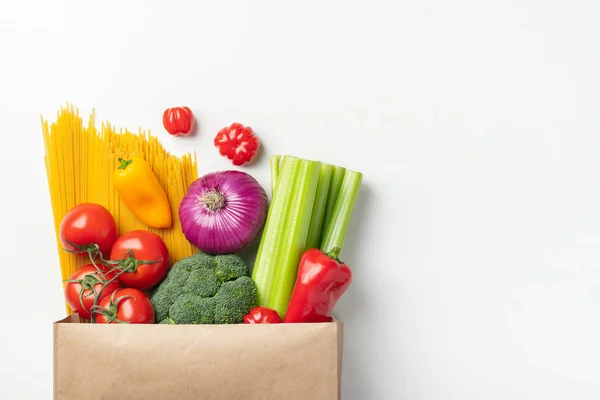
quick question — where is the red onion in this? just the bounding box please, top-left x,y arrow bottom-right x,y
179,170 -> 268,254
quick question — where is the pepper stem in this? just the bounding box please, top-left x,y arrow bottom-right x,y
200,189 -> 226,212
117,158 -> 133,169
326,247 -> 342,261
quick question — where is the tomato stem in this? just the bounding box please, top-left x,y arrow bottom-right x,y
89,267 -> 128,323
102,249 -> 161,273
69,273 -> 103,313
72,241 -> 157,323
82,248 -> 128,323
91,292 -> 135,324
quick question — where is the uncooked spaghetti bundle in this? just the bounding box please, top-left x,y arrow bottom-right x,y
42,104 -> 198,312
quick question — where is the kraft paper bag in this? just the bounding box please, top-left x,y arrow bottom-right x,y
53,314 -> 343,400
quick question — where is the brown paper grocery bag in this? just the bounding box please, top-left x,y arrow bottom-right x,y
54,314 -> 343,400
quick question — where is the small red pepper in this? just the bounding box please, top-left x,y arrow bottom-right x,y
284,247 -> 352,323
244,306 -> 283,324
163,106 -> 194,137
213,122 -> 260,166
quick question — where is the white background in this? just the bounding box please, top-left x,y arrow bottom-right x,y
1,1 -> 599,399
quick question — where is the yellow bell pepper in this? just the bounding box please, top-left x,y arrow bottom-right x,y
113,157 -> 172,228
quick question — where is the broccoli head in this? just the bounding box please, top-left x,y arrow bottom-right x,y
151,252 -> 258,324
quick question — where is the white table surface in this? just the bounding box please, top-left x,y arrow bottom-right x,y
1,1 -> 599,399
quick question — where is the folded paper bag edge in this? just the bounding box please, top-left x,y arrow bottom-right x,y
54,314 -> 81,324
53,314 -> 343,329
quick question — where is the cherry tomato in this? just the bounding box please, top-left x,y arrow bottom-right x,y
59,203 -> 117,258
243,306 -> 282,324
109,230 -> 170,290
94,288 -> 155,324
162,106 -> 194,137
64,264 -> 121,320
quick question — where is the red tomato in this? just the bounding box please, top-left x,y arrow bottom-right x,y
64,264 -> 121,320
59,203 -> 117,258
162,106 -> 194,137
109,230 -> 170,290
94,288 -> 155,324
243,306 -> 282,324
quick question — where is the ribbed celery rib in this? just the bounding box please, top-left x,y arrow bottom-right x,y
253,154 -> 362,318
305,163 -> 333,250
321,165 -> 346,243
269,155 -> 281,198
267,160 -> 321,318
251,156 -> 300,307
320,170 -> 363,255
267,159 -> 321,318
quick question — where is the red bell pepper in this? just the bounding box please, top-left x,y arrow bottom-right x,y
162,106 -> 194,137
284,248 -> 352,323
213,122 -> 260,166
244,306 -> 282,324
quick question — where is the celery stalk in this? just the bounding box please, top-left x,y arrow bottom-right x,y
320,165 -> 346,244
320,170 -> 363,255
305,163 -> 334,250
267,159 -> 321,317
270,155 -> 281,198
252,156 -> 301,306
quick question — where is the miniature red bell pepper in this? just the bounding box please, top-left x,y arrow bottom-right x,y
163,106 -> 194,137
244,306 -> 282,324
214,122 -> 260,166
284,248 -> 352,323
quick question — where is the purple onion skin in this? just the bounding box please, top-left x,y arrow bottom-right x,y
179,170 -> 268,255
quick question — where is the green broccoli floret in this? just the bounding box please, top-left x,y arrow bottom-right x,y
214,277 -> 259,323
151,252 -> 258,324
